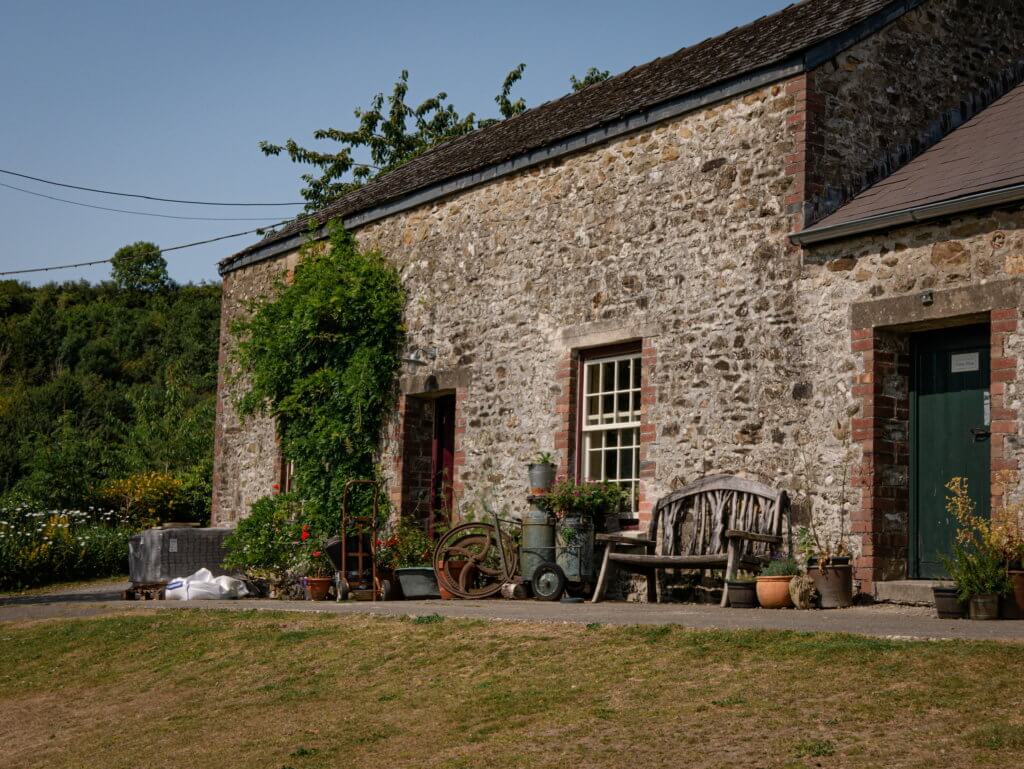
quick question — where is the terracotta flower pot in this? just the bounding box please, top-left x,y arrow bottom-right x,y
305,576 -> 333,601
1005,570 -> 1024,619
437,560 -> 467,600
756,575 -> 794,609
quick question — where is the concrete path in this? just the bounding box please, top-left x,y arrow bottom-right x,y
4,580 -> 1024,643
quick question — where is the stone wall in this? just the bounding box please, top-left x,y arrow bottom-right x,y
212,6 -> 1024,594
808,0 -> 1024,221
212,251 -> 299,524
799,206 -> 1024,588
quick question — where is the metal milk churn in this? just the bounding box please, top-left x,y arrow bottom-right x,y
556,515 -> 596,583
519,500 -> 556,585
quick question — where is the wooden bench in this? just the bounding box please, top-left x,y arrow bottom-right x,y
591,474 -> 789,606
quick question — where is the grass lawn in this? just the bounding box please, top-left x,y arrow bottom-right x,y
1,611 -> 1023,769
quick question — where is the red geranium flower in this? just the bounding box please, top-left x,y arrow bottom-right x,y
301,524 -> 310,541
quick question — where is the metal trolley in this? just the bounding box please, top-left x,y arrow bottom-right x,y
325,479 -> 393,601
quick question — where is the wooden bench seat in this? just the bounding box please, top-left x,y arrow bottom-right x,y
591,474 -> 789,606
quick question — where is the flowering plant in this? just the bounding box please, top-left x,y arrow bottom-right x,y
374,518 -> 435,570
543,481 -> 627,521
294,538 -> 333,578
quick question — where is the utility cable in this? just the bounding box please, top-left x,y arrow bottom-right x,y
0,219 -> 294,277
0,165 -> 379,206
0,181 -> 286,221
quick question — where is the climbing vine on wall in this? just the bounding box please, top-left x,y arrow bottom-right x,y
231,223 -> 405,536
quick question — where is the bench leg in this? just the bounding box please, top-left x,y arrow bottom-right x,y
646,567 -> 658,604
590,543 -> 614,603
721,540 -> 739,607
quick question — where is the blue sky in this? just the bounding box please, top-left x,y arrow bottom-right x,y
1,1 -> 791,285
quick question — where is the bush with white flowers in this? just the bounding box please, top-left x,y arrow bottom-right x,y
0,505 -> 134,590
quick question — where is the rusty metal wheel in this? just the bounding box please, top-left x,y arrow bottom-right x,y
433,522 -> 518,599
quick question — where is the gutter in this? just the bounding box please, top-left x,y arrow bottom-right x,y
790,183 -> 1024,247
221,0 -> 920,276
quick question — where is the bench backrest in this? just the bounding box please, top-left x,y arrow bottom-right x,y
650,474 -> 788,558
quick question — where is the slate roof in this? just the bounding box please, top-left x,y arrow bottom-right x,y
222,0 -> 906,271
804,80 -> 1024,236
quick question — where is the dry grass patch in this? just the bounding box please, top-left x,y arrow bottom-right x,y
0,610 -> 1022,768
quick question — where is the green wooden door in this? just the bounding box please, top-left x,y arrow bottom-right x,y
910,325 -> 990,579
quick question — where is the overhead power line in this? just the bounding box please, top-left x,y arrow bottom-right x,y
0,164 -> 382,207
0,167 -> 305,207
0,181 -> 287,221
0,219 -> 293,277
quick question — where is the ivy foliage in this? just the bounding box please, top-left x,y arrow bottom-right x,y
232,224 -> 405,537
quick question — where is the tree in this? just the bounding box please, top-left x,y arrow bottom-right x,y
264,64 -> 612,212
111,242 -> 170,292
570,67 -> 611,91
261,67 -> 531,211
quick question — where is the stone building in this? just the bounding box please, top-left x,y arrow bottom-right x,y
214,0 -> 1024,598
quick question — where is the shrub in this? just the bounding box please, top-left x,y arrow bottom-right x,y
375,518 -> 436,570
0,506 -> 133,590
544,481 -> 627,522
761,556 -> 800,577
222,494 -> 302,580
95,471 -> 188,528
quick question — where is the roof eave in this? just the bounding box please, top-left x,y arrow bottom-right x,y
790,183 -> 1024,247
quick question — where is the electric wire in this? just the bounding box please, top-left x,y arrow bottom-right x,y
0,181 -> 287,221
0,219 -> 294,277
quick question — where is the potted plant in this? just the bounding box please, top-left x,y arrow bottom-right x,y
376,518 -> 441,600
942,477 -> 1013,620
796,524 -> 853,609
544,481 -> 626,584
527,452 -> 557,495
726,575 -> 758,608
295,541 -> 334,601
757,556 -> 799,609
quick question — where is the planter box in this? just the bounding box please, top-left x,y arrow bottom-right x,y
395,567 -> 441,600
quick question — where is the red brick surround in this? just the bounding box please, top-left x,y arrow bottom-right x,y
554,338 -> 658,529
851,309 -> 1019,593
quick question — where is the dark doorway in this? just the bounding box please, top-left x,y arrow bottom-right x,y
910,324 -> 991,578
430,394 -> 456,534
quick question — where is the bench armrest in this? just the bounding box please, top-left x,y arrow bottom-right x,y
723,529 -> 782,545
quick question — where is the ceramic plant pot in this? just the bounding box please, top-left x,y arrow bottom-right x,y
933,585 -> 967,619
756,575 -> 795,609
726,580 -> 758,608
305,576 -> 332,601
969,594 -> 1000,621
395,567 -> 441,599
527,463 -> 557,495
810,563 -> 853,609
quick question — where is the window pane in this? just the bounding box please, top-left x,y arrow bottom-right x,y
586,364 -> 600,394
617,359 -> 630,390
619,448 -> 634,479
633,359 -> 641,388
605,449 -> 618,478
586,396 -> 600,424
602,361 -> 615,392
587,449 -> 602,480
602,393 -> 615,419
617,391 -> 630,417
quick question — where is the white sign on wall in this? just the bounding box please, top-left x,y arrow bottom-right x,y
951,352 -> 979,373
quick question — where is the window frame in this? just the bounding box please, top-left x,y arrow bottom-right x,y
574,341 -> 643,525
